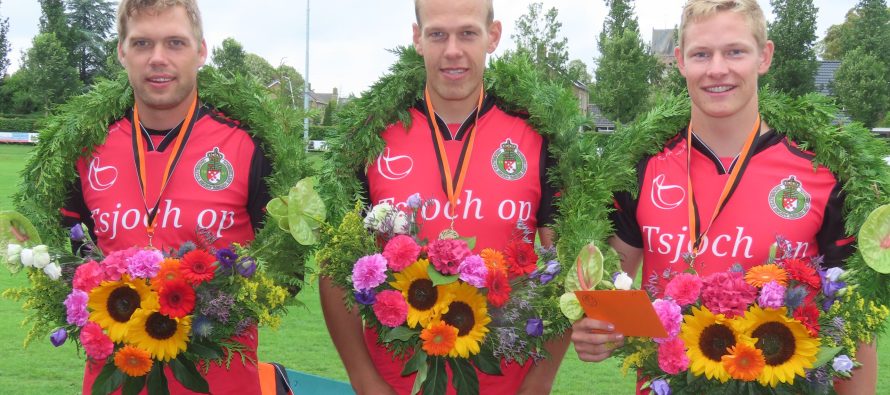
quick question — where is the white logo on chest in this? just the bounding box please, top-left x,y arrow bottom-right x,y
376,147 -> 414,180
87,158 -> 118,191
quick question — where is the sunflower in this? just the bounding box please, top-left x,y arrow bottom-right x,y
432,282 -> 491,358
737,306 -> 819,387
721,342 -> 765,381
744,264 -> 788,288
88,276 -> 158,342
390,259 -> 452,328
680,306 -> 740,382
114,345 -> 153,377
128,307 -> 191,361
420,321 -> 458,356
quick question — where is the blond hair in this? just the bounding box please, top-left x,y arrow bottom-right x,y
678,0 -> 767,50
117,0 -> 203,43
414,0 -> 494,27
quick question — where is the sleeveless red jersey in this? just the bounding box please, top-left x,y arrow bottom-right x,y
363,98 -> 555,394
613,130 -> 852,282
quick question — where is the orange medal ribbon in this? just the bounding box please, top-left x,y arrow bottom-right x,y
132,94 -> 198,246
685,114 -> 761,262
425,86 -> 485,220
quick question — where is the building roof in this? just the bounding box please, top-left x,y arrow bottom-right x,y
588,104 -> 616,130
815,60 -> 841,96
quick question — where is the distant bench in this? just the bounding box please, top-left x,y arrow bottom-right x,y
0,131 -> 38,144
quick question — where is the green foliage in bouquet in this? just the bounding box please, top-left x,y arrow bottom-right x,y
316,202 -> 377,308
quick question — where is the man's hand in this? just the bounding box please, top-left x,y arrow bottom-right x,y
571,318 -> 625,362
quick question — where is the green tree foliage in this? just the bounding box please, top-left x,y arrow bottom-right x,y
245,53 -> 277,83
212,37 -> 248,76
592,0 -> 659,124
65,0 -> 116,84
38,0 -> 75,52
512,2 -> 570,79
763,0 -> 818,96
821,10 -> 857,60
15,33 -> 82,113
832,47 -> 890,127
0,0 -> 10,78
567,59 -> 592,85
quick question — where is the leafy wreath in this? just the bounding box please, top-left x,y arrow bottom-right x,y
8,68 -> 314,343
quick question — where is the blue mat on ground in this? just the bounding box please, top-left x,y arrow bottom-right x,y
286,369 -> 354,394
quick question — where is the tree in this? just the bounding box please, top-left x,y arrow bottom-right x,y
0,0 -> 9,79
821,10 -> 857,60
66,0 -> 116,84
832,47 -> 890,127
512,2 -> 570,78
16,33 -> 82,113
212,37 -> 248,76
39,0 -> 75,51
762,0 -> 818,96
567,59 -> 592,85
592,0 -> 659,124
821,1 -> 890,61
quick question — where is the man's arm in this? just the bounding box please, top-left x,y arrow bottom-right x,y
610,235 -> 643,279
319,277 -> 396,395
835,341 -> 878,394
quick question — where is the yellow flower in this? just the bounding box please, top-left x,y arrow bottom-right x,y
88,276 -> 158,342
128,307 -> 191,362
680,306 -> 740,382
744,264 -> 788,287
737,306 -> 819,387
431,282 -> 491,358
390,259 -> 452,328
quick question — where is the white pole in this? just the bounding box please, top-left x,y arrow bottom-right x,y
303,0 -> 310,152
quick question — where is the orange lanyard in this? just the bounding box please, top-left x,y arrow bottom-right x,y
132,95 -> 198,246
425,86 -> 485,219
685,114 -> 761,260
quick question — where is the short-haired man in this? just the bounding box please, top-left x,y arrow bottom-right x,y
571,0 -> 877,393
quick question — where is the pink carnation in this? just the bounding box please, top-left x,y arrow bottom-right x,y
373,290 -> 408,327
382,235 -> 421,272
427,239 -> 471,275
127,249 -> 164,279
657,337 -> 689,374
64,289 -> 89,326
458,255 -> 488,288
758,281 -> 786,309
665,273 -> 703,306
352,254 -> 388,290
101,247 -> 140,281
701,271 -> 757,318
72,260 -> 104,291
80,322 -> 114,361
652,299 -> 682,343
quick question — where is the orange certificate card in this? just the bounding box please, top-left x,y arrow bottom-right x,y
575,290 -> 668,338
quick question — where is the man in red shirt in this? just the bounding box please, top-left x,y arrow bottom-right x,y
570,0 -> 877,393
319,0 -> 568,393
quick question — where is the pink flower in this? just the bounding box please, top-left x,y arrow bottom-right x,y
458,255 -> 488,288
758,281 -> 786,309
352,254 -> 388,290
652,299 -> 682,343
382,235 -> 421,272
101,247 -> 140,281
427,239 -> 471,275
127,249 -> 164,279
665,273 -> 702,306
80,322 -> 114,361
64,289 -> 89,326
657,337 -> 689,374
73,260 -> 104,291
373,290 -> 408,327
701,272 -> 757,318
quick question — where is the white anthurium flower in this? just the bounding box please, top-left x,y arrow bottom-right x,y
614,272 -> 633,290
20,248 -> 34,267
6,244 -> 22,264
364,202 -> 394,231
43,262 -> 62,281
392,211 -> 410,234
32,245 -> 51,269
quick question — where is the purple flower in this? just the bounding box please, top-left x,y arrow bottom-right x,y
352,254 -> 388,290
833,355 -> 854,373
69,224 -> 84,242
538,260 -> 561,285
784,286 -> 808,311
355,289 -> 377,305
191,315 -> 214,338
216,248 -> 238,269
819,269 -> 846,299
236,256 -> 257,277
650,379 -> 671,395
127,249 -> 163,278
64,289 -> 89,326
406,193 -> 423,209
525,318 -> 544,337
50,328 -> 67,347
458,255 -> 488,288
200,290 -> 236,323
758,281 -> 787,309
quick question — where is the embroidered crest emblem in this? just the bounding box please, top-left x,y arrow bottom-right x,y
768,175 -> 811,220
491,138 -> 527,180
194,147 -> 234,191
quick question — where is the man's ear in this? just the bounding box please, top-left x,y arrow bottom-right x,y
413,23 -> 424,56
758,40 -> 774,76
674,46 -> 687,78
487,20 -> 502,53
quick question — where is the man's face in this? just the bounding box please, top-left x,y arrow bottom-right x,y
413,0 -> 501,109
675,11 -> 772,121
118,6 -> 206,113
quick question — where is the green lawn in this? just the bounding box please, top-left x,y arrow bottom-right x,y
0,144 -> 886,394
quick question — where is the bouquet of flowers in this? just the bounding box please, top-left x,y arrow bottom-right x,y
601,238 -> 889,395
318,195 -> 566,395
3,218 -> 289,395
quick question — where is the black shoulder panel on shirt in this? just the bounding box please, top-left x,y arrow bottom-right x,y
779,136 -> 817,161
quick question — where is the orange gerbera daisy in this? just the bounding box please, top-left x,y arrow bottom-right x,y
180,250 -> 217,285
745,264 -> 788,287
114,345 -> 153,377
480,248 -> 507,275
721,342 -> 766,381
420,322 -> 458,356
153,258 -> 182,288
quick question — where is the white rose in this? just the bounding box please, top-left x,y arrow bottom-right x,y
393,211 -> 410,234
6,244 -> 22,264
364,203 -> 394,232
614,272 -> 633,290
32,245 -> 51,269
20,248 -> 34,267
43,262 -> 62,281
826,267 -> 844,282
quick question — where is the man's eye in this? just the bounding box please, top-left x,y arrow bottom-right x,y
133,40 -> 150,47
429,32 -> 445,40
169,39 -> 186,47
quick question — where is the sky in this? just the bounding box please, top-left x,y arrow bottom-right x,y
2,0 -> 858,97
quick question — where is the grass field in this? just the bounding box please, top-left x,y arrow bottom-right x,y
0,144 -> 886,394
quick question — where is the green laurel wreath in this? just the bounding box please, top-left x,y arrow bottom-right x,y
8,69 -> 313,343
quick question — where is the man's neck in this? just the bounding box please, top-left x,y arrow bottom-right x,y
427,91 -> 481,124
689,108 -> 762,158
134,97 -> 195,130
